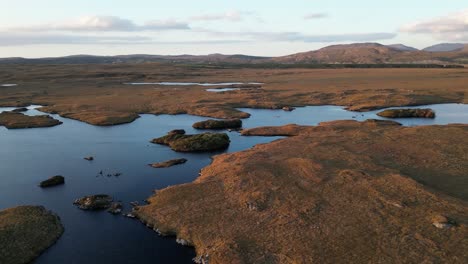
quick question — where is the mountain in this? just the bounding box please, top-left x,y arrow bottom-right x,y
273,43 -> 467,64
0,54 -> 270,65
273,43 -> 422,64
0,43 -> 466,65
386,44 -> 419,51
423,43 -> 466,52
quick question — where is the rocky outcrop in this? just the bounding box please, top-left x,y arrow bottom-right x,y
73,195 -> 113,210
151,132 -> 230,152
0,206 -> 64,264
11,107 -> 28,113
149,158 -> 188,168
107,202 -> 123,215
0,112 -> 62,129
377,108 -> 435,118
168,129 -> 186,135
432,215 -> 457,229
193,119 -> 242,130
39,175 -> 65,188
282,106 -> 296,111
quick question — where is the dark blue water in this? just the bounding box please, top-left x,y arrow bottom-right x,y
1,103 -> 467,263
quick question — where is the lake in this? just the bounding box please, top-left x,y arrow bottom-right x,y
0,103 -> 467,263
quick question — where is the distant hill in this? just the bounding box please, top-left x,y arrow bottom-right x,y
273,43 -> 427,64
273,43 -> 467,65
0,54 -> 271,65
0,42 -> 466,65
423,43 -> 466,52
386,44 -> 419,51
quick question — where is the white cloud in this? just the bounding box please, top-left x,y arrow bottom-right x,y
0,32 -> 248,46
0,32 -> 152,46
304,13 -> 328,20
400,9 -> 468,41
9,16 -> 189,32
202,29 -> 396,43
191,11 -> 247,22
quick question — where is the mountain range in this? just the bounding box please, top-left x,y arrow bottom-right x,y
0,43 -> 466,65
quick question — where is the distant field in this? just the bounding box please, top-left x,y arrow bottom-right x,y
0,63 -> 467,125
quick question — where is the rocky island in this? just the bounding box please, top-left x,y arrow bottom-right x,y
39,175 -> 65,188
192,119 -> 242,130
73,195 -> 113,210
149,158 -> 188,168
377,108 -> 436,118
151,130 -> 230,152
0,112 -> 62,129
0,206 -> 64,264
137,120 -> 468,263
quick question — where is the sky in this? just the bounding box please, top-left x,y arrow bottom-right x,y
0,0 -> 467,58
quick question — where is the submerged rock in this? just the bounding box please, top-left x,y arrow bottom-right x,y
107,202 -> 123,214
282,106 -> 296,112
39,175 -> 65,188
377,108 -> 435,118
168,129 -> 186,135
124,213 -> 136,218
151,132 -> 230,152
149,158 -> 188,168
11,107 -> 28,113
193,119 -> 242,130
0,206 -> 64,264
73,194 -> 113,210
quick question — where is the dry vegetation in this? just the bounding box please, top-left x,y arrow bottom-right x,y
0,112 -> 62,129
0,206 -> 64,264
0,64 -> 466,125
137,120 -> 468,263
1,63 -> 468,263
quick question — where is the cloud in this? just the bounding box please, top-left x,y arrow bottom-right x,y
400,9 -> 468,41
202,29 -> 396,43
191,11 -> 248,22
9,16 -> 189,32
0,32 -> 247,46
0,32 -> 152,46
304,13 -> 328,20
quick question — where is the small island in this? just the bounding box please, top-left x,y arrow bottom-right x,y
149,158 -> 188,168
377,108 -> 435,118
0,112 -> 62,129
151,130 -> 230,152
193,119 -> 242,130
0,206 -> 64,264
39,175 -> 65,188
73,194 -> 113,210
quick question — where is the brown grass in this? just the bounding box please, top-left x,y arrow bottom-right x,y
136,120 -> 468,263
0,64 -> 466,125
0,112 -> 62,129
0,206 -> 64,264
